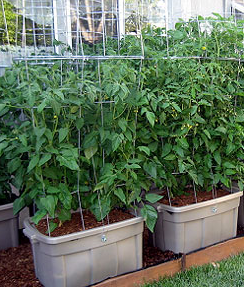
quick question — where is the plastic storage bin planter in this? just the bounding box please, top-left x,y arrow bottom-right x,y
24,216 -> 143,287
153,190 -> 243,254
223,183 -> 244,227
230,184 -> 244,228
238,195 -> 244,226
0,203 -> 19,250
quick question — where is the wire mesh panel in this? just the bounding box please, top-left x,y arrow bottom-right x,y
0,0 -> 164,60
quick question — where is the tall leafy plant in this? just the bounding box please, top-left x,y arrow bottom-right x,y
1,15 -> 244,233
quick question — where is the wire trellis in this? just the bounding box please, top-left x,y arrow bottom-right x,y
0,0 -> 153,59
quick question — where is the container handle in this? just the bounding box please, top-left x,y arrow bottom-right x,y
23,227 -> 37,241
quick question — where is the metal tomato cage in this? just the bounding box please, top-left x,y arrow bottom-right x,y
0,0 -> 243,236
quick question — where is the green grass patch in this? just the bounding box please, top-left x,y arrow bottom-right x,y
143,252 -> 244,287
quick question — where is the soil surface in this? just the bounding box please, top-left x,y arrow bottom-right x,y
160,189 -> 230,207
37,209 -> 134,237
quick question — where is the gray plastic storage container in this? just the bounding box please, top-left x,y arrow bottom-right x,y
223,183 -> 244,227
238,195 -> 244,226
153,190 -> 242,254
24,216 -> 143,287
0,203 -> 19,250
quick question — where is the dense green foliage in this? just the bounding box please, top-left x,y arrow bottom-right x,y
0,108 -> 19,204
1,15 -> 244,232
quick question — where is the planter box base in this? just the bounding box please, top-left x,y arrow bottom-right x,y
0,203 -> 19,250
24,216 -> 143,287
153,190 -> 243,254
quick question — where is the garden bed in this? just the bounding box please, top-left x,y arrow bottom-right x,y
1,226 -> 244,287
0,226 -> 180,287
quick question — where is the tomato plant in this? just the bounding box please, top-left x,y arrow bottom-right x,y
1,15 -> 244,232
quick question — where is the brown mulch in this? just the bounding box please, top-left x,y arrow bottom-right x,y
143,226 -> 181,268
0,240 -> 42,287
160,189 -> 230,207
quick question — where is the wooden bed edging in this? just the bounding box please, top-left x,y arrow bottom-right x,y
94,236 -> 244,287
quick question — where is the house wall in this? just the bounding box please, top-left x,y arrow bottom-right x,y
167,0 -> 232,29
191,0 -> 232,17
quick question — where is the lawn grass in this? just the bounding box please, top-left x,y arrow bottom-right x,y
142,252 -> 244,287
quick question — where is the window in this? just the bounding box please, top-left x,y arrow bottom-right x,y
0,0 -> 53,46
1,0 -> 167,48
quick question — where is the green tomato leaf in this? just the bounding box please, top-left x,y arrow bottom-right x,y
172,103 -> 181,112
223,162 -> 236,169
225,169 -> 236,176
34,127 -> 46,139
226,142 -> 235,155
114,188 -> 126,204
194,114 -> 206,124
39,154 -> 51,167
178,137 -> 189,149
76,118 -> 84,129
112,133 -> 124,152
84,145 -> 98,160
90,196 -> 111,221
190,105 -> 198,115
40,195 -> 57,218
215,126 -> 227,134
203,129 -> 211,140
19,134 -> 28,147
94,182 -> 106,191
178,159 -> 186,173
235,115 -> 244,123
145,193 -> 163,204
162,143 -> 172,157
124,163 -> 141,169
47,186 -> 60,194
174,146 -> 184,157
59,190 -> 72,210
138,146 -> 151,156
143,162 -> 157,179
13,197 -> 25,215
198,99 -> 211,106
118,118 -> 127,132
164,153 -> 176,161
146,111 -> 155,127
58,209 -> 71,223
188,170 -> 198,185
32,209 -> 47,224
29,188 -> 40,199
27,154 -> 39,173
0,104 -> 6,113
56,155 -> 80,171
59,128 -> 69,143
46,221 -> 58,234
0,142 -> 8,153
213,150 -> 221,165
37,100 -> 47,113
141,204 -> 158,232
7,157 -> 21,173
